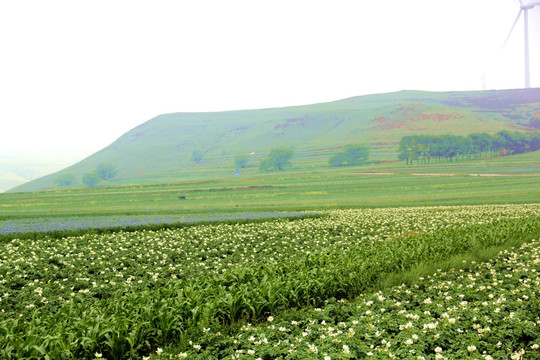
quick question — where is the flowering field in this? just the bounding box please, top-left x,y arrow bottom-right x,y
1,204 -> 539,359
0,211 -> 309,237
172,238 -> 540,359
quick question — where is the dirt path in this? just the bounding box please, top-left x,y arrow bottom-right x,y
356,171 -> 540,177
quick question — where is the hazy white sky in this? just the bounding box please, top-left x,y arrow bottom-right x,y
1,0 -> 539,165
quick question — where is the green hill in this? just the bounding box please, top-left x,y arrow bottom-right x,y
11,88 -> 540,192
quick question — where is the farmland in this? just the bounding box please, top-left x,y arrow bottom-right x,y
1,148 -> 540,359
1,204 -> 540,359
2,150 -> 540,217
0,211 -> 310,240
167,237 -> 540,359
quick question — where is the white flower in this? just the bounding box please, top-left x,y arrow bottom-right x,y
467,345 -> 477,352
267,316 -> 274,322
156,347 -> 163,355
94,353 -> 102,358
343,345 -> 350,354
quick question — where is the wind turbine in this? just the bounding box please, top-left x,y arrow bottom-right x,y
505,0 -> 540,88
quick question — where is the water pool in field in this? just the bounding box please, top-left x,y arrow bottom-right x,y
0,211 -> 311,235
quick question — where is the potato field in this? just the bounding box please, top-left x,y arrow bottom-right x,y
1,204 -> 539,359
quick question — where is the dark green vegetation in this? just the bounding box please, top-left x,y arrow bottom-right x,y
95,164 -> 119,181
399,131 -> 540,164
1,205 -> 539,359
167,237 -> 540,359
329,144 -> 370,167
82,172 -> 101,188
259,147 -> 295,172
54,173 -> 76,187
10,88 -> 540,192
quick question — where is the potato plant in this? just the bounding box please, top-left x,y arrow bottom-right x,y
173,238 -> 540,359
0,204 -> 539,359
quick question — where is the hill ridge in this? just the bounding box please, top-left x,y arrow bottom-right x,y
9,88 -> 540,193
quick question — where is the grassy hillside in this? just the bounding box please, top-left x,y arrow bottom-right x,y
11,88 -> 540,192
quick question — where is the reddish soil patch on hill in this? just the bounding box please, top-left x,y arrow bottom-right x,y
373,105 -> 465,131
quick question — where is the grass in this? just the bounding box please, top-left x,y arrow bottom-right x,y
373,229 -> 537,292
1,151 -> 539,217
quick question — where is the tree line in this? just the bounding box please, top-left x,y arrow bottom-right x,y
55,164 -> 118,188
233,144 -> 370,172
398,131 -> 540,165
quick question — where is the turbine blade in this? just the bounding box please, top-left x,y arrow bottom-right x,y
504,9 -> 523,46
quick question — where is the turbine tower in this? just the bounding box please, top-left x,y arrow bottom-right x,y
505,0 -> 540,88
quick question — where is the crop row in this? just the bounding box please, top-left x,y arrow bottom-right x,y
165,238 -> 540,359
0,211 -> 309,236
1,204 -> 540,359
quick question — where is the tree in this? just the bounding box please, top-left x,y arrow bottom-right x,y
234,154 -> 249,168
328,151 -> 347,167
82,173 -> 101,188
258,158 -> 271,172
191,149 -> 204,164
54,173 -> 76,187
95,164 -> 118,181
259,147 -> 294,171
398,132 -> 537,164
398,136 -> 414,165
344,144 -> 370,164
329,144 -> 370,167
269,147 -> 294,170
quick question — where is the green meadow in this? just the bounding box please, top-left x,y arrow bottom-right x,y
2,151 -> 539,217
